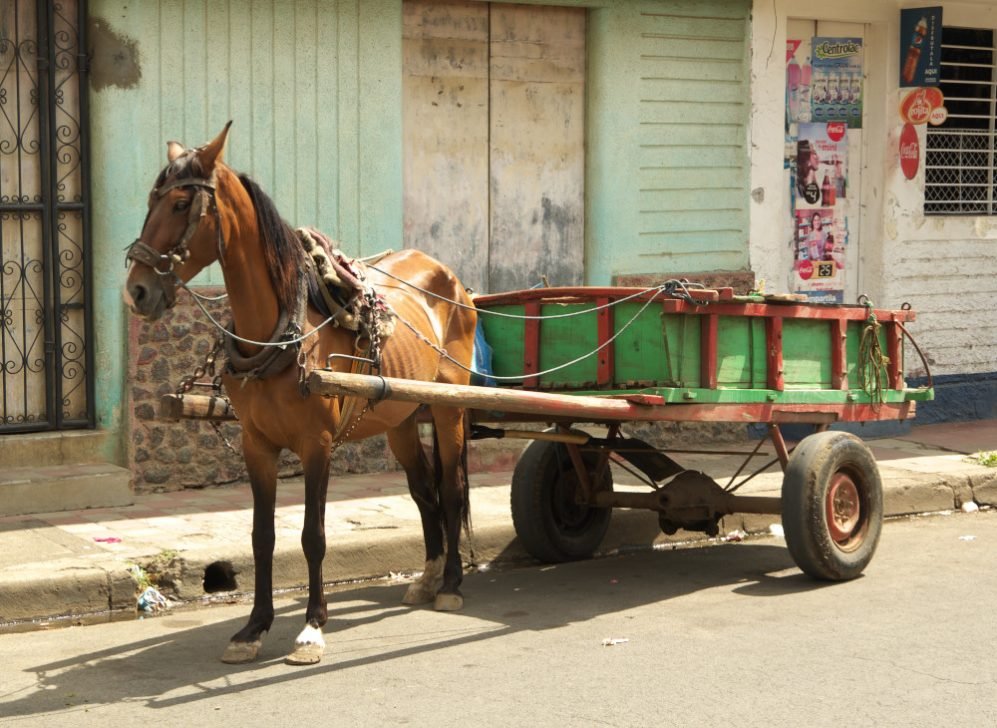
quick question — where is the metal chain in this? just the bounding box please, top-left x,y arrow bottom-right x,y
172,336 -> 241,456
175,337 -> 224,395
364,291 -> 384,369
210,419 -> 241,456
329,400 -> 373,458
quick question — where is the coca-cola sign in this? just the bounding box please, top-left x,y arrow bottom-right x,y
900,123 -> 919,180
826,122 -> 846,142
900,87 -> 944,125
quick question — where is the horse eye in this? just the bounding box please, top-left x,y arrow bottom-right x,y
174,198 -> 190,212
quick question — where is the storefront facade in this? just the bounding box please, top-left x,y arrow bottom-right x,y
4,0 -> 990,508
749,0 -> 997,422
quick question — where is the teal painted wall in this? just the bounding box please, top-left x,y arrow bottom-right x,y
87,0 -> 751,461
587,0 -> 752,283
88,0 -> 403,460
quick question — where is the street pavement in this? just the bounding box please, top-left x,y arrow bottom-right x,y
0,420 -> 994,628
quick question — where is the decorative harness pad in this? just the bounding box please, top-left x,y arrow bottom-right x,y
297,227 -> 396,351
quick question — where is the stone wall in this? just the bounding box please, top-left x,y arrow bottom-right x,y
126,289 -> 395,492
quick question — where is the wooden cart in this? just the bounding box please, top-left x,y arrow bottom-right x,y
308,285 -> 933,581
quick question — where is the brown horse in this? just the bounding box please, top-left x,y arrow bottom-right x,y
123,123 -> 476,665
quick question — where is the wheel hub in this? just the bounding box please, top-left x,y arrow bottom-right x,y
825,472 -> 862,544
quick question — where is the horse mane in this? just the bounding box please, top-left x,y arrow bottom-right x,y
236,173 -> 307,315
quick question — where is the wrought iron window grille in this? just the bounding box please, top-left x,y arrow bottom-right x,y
924,27 -> 997,216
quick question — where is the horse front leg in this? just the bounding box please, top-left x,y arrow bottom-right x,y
222,436 -> 279,664
285,444 -> 332,665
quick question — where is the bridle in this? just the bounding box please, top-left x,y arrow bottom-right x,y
125,165 -> 223,308
124,156 -> 314,385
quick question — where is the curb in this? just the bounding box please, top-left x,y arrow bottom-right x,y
5,471 -> 994,628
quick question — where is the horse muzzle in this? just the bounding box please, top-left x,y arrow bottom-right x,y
124,265 -> 178,320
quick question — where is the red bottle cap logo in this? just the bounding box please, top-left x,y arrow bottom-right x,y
826,122 -> 846,141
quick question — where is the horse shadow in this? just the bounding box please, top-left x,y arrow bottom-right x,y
2,540 -> 841,718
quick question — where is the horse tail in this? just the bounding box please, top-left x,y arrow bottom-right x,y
460,412 -> 472,537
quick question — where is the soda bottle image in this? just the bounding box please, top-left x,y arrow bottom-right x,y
787,55 -> 801,122
821,173 -> 835,206
902,17 -> 928,84
834,155 -> 846,198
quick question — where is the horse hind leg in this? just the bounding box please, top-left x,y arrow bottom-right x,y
427,404 -> 470,612
387,415 -> 447,606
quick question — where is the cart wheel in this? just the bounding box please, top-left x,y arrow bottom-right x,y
781,431 -> 883,581
511,437 -> 612,563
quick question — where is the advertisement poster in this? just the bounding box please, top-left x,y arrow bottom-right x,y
794,209 -> 846,302
793,123 -> 848,302
811,37 -> 863,129
795,122 -> 847,209
900,7 -> 943,87
786,39 -> 812,128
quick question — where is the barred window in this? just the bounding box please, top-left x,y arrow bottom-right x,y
924,27 -> 996,215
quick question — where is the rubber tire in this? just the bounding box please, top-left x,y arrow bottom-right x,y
510,437 -> 613,563
782,430 -> 883,581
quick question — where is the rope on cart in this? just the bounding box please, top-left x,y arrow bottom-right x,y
857,301 -> 889,410
392,287 -> 670,382
366,266 -> 709,320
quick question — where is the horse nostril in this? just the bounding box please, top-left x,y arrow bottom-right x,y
131,283 -> 147,304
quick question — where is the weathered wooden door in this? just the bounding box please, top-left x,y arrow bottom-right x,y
0,0 -> 92,432
403,1 -> 585,293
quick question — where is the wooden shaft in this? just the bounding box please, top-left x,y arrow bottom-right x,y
159,393 -> 237,422
307,370 -> 915,424
307,370 -> 658,421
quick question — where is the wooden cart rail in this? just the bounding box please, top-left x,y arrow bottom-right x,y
473,286 -> 922,397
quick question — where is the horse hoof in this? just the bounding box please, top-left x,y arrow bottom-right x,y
402,583 -> 435,605
285,642 -> 324,665
434,592 -> 463,612
221,640 -> 261,664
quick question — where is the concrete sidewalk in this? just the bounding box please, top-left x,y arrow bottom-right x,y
1,421 -> 995,628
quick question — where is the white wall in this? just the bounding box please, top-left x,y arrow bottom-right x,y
749,0 -> 997,379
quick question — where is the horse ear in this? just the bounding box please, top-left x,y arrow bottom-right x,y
198,121 -> 233,173
166,141 -> 186,163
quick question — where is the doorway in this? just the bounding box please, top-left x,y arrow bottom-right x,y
0,0 -> 93,432
403,1 -> 586,293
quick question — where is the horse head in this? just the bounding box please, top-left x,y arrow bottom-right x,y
123,122 -> 234,320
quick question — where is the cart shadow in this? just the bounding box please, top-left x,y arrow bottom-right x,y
2,541 -> 834,718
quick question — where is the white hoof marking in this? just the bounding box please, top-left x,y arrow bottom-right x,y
294,624 -> 326,648
286,625 -> 325,665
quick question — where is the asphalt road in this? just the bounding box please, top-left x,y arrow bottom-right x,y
1,511 -> 994,728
